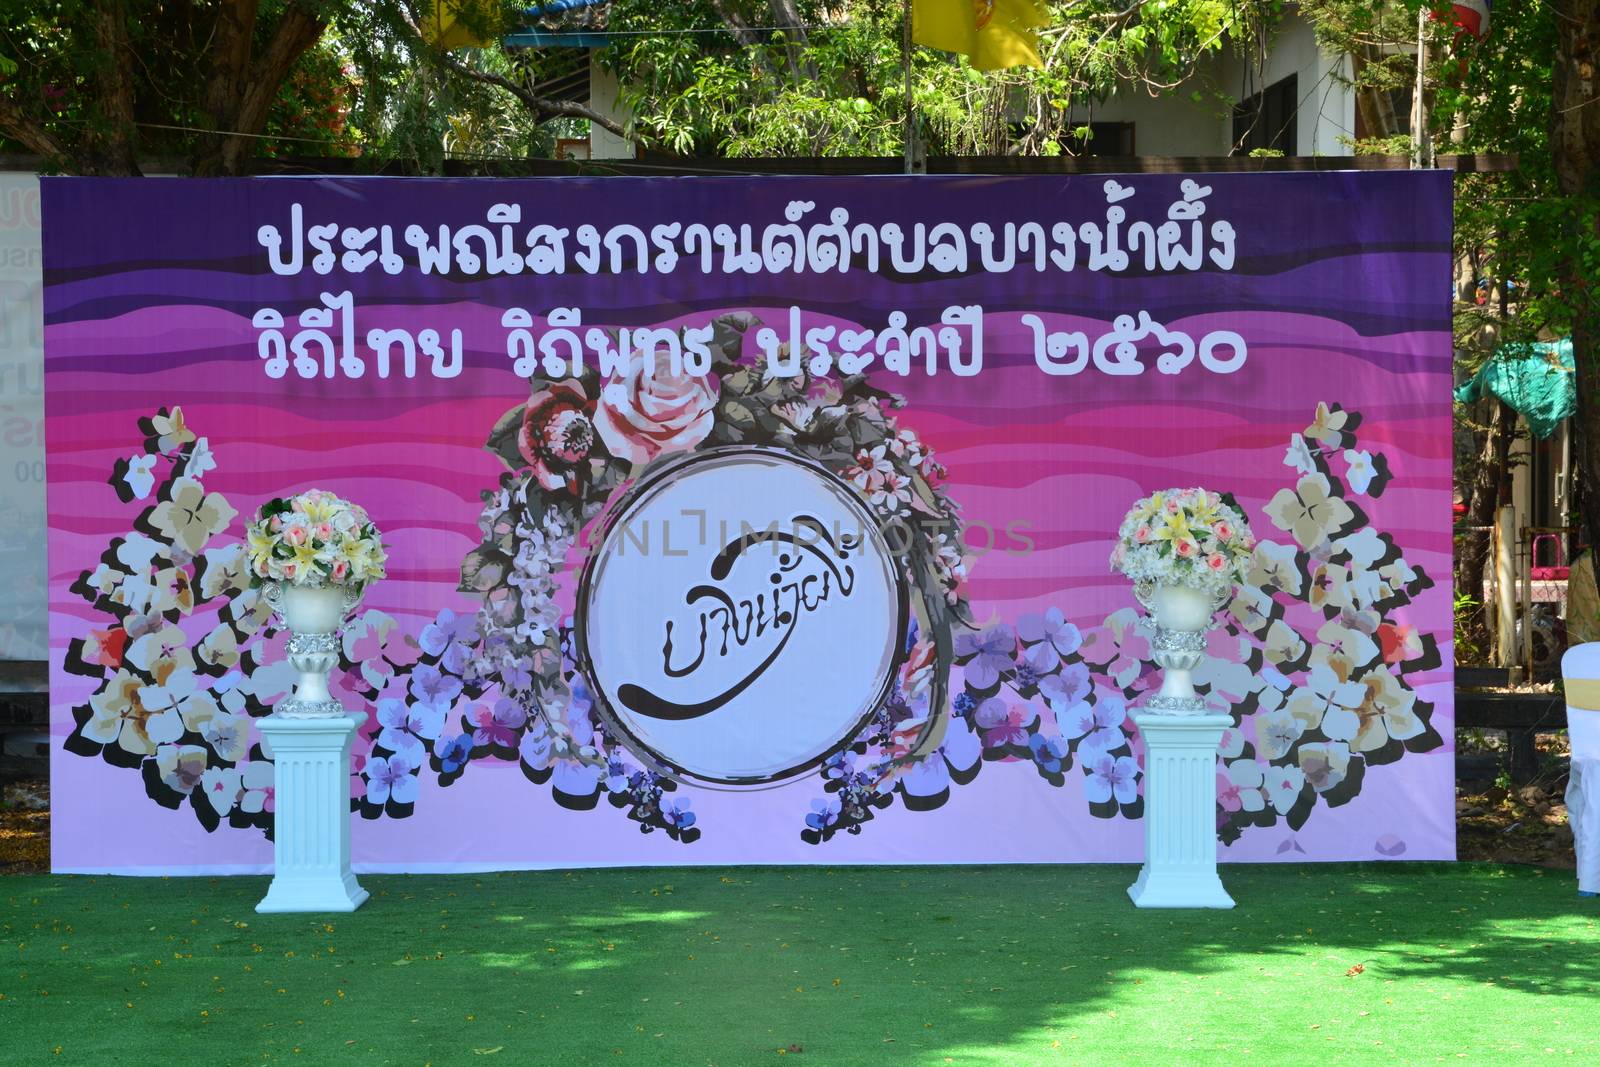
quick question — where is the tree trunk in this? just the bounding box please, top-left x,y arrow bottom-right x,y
84,0 -> 141,175
191,0 -> 327,176
1458,398 -> 1518,646
1553,2 -> 1600,550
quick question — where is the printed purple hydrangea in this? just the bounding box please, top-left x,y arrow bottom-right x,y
805,796 -> 842,831
366,754 -> 418,804
955,624 -> 1017,689
1018,608 -> 1084,671
1084,753 -> 1139,806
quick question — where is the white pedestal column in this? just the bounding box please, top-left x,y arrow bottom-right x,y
255,713 -> 368,914
1570,758 -> 1598,898
1128,712 -> 1235,909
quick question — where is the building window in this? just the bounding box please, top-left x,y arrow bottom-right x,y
1068,122 -> 1136,156
1233,74 -> 1298,155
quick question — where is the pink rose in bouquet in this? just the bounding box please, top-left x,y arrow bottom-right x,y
594,351 -> 717,465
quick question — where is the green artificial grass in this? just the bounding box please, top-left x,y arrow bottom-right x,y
1,864 -> 1597,1065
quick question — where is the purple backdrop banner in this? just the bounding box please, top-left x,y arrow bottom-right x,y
43,172 -> 1454,873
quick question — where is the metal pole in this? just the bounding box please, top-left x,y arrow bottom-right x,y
1410,5 -> 1430,169
902,0 -> 916,174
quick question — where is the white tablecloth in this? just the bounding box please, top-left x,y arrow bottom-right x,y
1570,757 -> 1599,896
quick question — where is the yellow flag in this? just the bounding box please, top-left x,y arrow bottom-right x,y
422,0 -> 498,50
912,0 -> 1048,71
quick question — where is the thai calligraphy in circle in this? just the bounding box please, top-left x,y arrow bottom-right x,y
576,448 -> 907,787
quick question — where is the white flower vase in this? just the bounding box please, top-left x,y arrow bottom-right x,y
256,579 -> 369,914
1136,581 -> 1223,715
263,581 -> 361,719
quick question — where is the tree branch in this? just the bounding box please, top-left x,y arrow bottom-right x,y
0,92 -> 73,164
223,0 -> 326,172
191,0 -> 325,175
708,0 -> 764,48
433,45 -> 636,144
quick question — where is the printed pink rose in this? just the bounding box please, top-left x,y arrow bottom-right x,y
284,525 -> 307,546
1175,538 -> 1196,558
519,381 -> 596,493
1205,553 -> 1227,571
1214,521 -> 1233,541
594,353 -> 717,465
1135,525 -> 1152,543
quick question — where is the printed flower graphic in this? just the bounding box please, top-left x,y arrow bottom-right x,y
1347,667 -> 1424,752
1084,753 -> 1139,805
805,796 -> 841,831
595,349 -> 717,464
955,624 -> 1016,689
1297,741 -> 1352,794
124,454 -> 157,499
1222,759 -> 1266,812
1287,662 -> 1366,734
1062,695 -> 1128,758
470,698 -> 528,748
1018,608 -> 1084,671
1283,432 -> 1317,475
1248,540 -> 1304,597
1303,401 -> 1349,449
239,760 -> 276,814
185,437 -> 216,479
149,476 -> 238,555
974,698 -> 1029,747
85,669 -> 181,755
377,697 -> 446,765
660,796 -> 696,831
156,743 -> 208,794
519,381 -> 597,492
150,407 -> 195,451
1343,449 -> 1376,495
1265,473 -> 1355,549
435,733 -> 473,775
365,754 -> 418,804
199,766 -> 242,815
200,710 -> 250,762
1254,706 -> 1304,761
1264,765 -> 1306,814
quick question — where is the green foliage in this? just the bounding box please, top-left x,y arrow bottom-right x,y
1455,592 -> 1484,665
604,0 -> 1276,158
0,1 -> 557,172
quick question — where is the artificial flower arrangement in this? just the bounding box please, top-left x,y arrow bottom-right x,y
246,488 -> 387,588
1110,487 -> 1255,597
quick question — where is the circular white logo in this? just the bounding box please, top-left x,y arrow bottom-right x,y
577,448 -> 906,786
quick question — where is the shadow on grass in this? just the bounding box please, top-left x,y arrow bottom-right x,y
1,863 -> 1597,1064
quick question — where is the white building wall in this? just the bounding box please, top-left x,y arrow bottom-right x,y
588,63 -> 636,160
1077,9 -> 1354,158
1216,11 -> 1355,156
